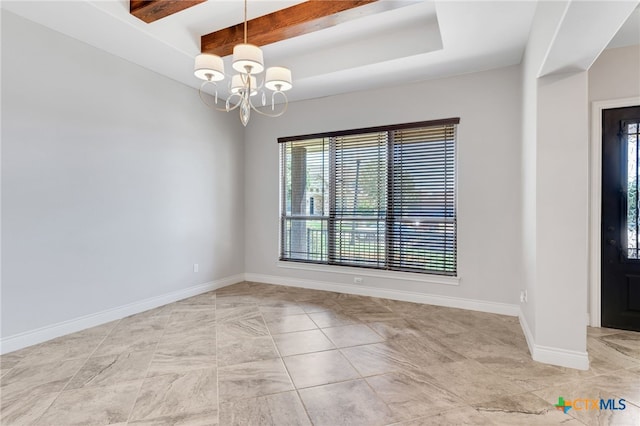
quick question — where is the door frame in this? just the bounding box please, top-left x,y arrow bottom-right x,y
590,97 -> 640,327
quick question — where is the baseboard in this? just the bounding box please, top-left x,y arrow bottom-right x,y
518,309 -> 590,370
0,274 -> 244,355
245,273 -> 519,316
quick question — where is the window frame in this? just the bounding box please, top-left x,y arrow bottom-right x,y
278,118 -> 460,277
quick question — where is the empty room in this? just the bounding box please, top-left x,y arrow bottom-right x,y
1,0 -> 640,425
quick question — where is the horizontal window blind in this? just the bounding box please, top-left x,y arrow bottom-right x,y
279,118 -> 458,276
389,125 -> 456,273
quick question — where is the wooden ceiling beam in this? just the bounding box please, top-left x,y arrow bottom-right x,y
202,0 -> 409,57
130,0 -> 206,24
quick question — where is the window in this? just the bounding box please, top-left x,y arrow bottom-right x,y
279,118 -> 458,276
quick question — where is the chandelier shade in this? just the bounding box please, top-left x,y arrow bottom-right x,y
194,53 -> 225,82
230,74 -> 258,96
232,44 -> 264,74
265,67 -> 293,92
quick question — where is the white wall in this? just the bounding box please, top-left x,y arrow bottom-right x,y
589,44 -> 640,102
519,0 -> 570,341
1,12 -> 245,340
519,1 -> 591,369
535,70 -> 589,354
244,65 -> 522,307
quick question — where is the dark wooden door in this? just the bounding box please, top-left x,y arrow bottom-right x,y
602,106 -> 640,332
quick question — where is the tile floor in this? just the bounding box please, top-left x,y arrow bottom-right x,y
1,281 -> 639,425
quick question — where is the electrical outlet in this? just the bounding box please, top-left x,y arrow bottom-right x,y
193,264 -> 199,273
520,290 -> 528,303
354,276 -> 363,284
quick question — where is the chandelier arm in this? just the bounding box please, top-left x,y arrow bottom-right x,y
250,92 -> 289,118
199,81 -> 243,112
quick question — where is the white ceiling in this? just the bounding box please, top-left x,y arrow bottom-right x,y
607,3 -> 640,49
2,1 -> 638,103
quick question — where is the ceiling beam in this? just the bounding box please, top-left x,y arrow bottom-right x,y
201,0 -> 411,57
130,0 -> 206,24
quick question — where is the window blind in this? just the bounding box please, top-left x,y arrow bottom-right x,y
279,118 -> 458,276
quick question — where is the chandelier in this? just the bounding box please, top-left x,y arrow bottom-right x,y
193,0 -> 293,126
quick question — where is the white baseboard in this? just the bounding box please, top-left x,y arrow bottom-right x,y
0,274 -> 245,355
518,309 -> 590,370
245,273 -> 519,316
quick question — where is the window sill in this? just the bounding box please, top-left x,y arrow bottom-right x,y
276,261 -> 460,286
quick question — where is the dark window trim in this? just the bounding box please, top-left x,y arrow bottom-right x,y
277,118 -> 460,143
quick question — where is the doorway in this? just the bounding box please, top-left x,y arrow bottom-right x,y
601,105 -> 640,332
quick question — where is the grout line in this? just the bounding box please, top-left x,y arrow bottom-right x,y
260,306 -> 315,425
124,303 -> 178,424
214,293 -> 221,425
28,318 -> 123,424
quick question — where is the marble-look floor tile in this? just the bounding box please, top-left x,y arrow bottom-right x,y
588,326 -> 624,337
376,298 -> 438,316
133,304 -> 175,319
12,322 -> 117,368
164,307 -> 216,333
436,330 -> 528,361
215,293 -> 260,306
0,392 -> 58,426
1,367 -> 13,379
366,371 -> 462,420
66,350 -> 155,389
265,314 -> 318,334
176,291 -> 217,306
0,348 -> 31,370
297,298 -> 339,314
258,303 -> 306,319
147,333 -> 216,377
217,336 -> 279,367
599,331 -> 640,359
272,329 -> 335,356
587,336 -> 640,374
283,350 -> 360,389
308,310 -> 360,328
117,312 -> 171,330
215,282 -> 254,296
346,309 -> 401,323
35,380 -> 142,426
340,342 -> 416,377
7,282 -> 639,426
391,335 -> 466,367
367,319 -> 424,341
322,324 -> 385,348
405,314 -> 469,338
472,392 -> 586,425
216,314 -> 269,340
1,358 -> 85,401
129,368 -> 217,424
219,390 -> 311,426
299,379 -> 397,426
218,358 -> 293,402
393,406 -> 495,426
128,410 -> 218,425
216,305 -> 260,323
426,359 -> 529,404
93,324 -> 165,357
476,354 -> 593,391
